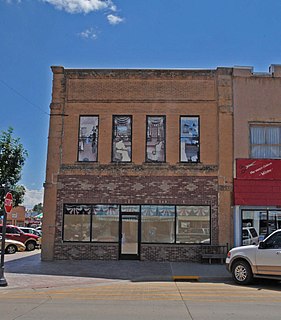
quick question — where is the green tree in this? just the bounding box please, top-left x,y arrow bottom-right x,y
0,127 -> 28,211
33,202 -> 43,213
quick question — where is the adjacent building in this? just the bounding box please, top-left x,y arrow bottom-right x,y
6,206 -> 26,227
42,66 -> 233,261
233,65 -> 281,247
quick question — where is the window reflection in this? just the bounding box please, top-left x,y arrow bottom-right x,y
176,206 -> 210,243
62,204 -> 213,245
63,205 -> 91,241
180,116 -> 199,163
242,210 -> 281,245
78,116 -> 99,162
141,205 -> 175,243
146,116 -> 166,162
112,116 -> 132,162
92,205 -> 119,242
121,205 -> 140,213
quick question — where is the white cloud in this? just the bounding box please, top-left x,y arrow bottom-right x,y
42,0 -> 115,14
5,0 -> 21,3
107,14 -> 124,25
78,27 -> 99,40
5,0 -> 124,26
23,187 -> 44,210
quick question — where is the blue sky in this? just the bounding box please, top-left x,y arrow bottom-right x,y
1,0 -> 281,207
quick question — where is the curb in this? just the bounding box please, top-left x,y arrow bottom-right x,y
172,276 -> 200,281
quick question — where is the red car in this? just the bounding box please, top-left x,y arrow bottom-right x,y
0,225 -> 40,251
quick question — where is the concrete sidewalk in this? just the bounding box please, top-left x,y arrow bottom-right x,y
3,250 -> 231,289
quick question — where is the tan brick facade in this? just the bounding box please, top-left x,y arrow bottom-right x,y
42,67 -> 233,261
232,65 -> 281,246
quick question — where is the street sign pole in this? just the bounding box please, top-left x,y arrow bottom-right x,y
0,209 -> 8,286
0,190 -> 13,287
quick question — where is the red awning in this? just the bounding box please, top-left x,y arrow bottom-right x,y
234,179 -> 281,206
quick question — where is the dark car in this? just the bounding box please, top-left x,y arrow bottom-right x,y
0,225 -> 40,251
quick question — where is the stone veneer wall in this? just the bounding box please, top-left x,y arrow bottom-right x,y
53,174 -> 218,261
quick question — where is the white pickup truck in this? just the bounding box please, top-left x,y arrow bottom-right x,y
226,229 -> 281,284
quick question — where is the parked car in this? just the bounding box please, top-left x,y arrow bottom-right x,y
242,227 -> 259,245
0,236 -> 26,254
226,229 -> 281,285
0,225 -> 40,251
19,227 -> 42,237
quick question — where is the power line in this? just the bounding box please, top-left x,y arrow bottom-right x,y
0,78 -> 50,116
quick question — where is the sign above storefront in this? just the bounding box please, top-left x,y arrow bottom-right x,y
234,179 -> 281,206
236,159 -> 281,180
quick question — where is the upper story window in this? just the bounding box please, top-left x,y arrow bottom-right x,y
146,116 -> 166,162
250,125 -> 281,159
78,116 -> 99,162
112,116 -> 132,162
180,116 -> 199,162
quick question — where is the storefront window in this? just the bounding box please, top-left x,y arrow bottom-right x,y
92,205 -> 119,242
180,116 -> 199,162
63,205 -> 91,241
242,210 -> 281,245
112,116 -> 132,162
141,205 -> 175,243
62,203 -> 212,245
78,116 -> 99,162
176,206 -> 210,243
268,211 -> 281,234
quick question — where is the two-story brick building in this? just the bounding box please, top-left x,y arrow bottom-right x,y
42,66 -> 234,261
233,65 -> 281,247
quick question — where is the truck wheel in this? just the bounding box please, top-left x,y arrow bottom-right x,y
25,241 -> 36,251
232,260 -> 253,285
5,244 -> 17,254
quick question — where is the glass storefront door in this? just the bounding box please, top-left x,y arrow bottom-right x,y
119,213 -> 140,260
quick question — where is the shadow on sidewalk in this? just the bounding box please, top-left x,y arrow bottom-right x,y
4,251 -> 173,282
4,250 -> 232,283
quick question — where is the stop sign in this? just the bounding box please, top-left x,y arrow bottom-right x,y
4,192 -> 13,213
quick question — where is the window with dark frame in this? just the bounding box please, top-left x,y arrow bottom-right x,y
241,209 -> 281,246
180,116 -> 199,163
176,206 -> 210,244
92,205 -> 119,242
62,204 -> 211,245
250,124 -> 281,159
146,116 -> 166,162
141,205 -> 175,243
112,116 -> 132,162
78,116 -> 99,162
63,205 -> 91,242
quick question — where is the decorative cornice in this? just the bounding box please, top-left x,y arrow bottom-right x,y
60,163 -> 219,175
64,68 -> 216,80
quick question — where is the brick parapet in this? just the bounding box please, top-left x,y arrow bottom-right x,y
63,68 -> 216,79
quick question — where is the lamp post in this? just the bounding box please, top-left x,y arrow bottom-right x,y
0,189 -> 13,287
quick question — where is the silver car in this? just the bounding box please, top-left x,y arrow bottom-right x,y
226,229 -> 281,284
0,236 -> 26,254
